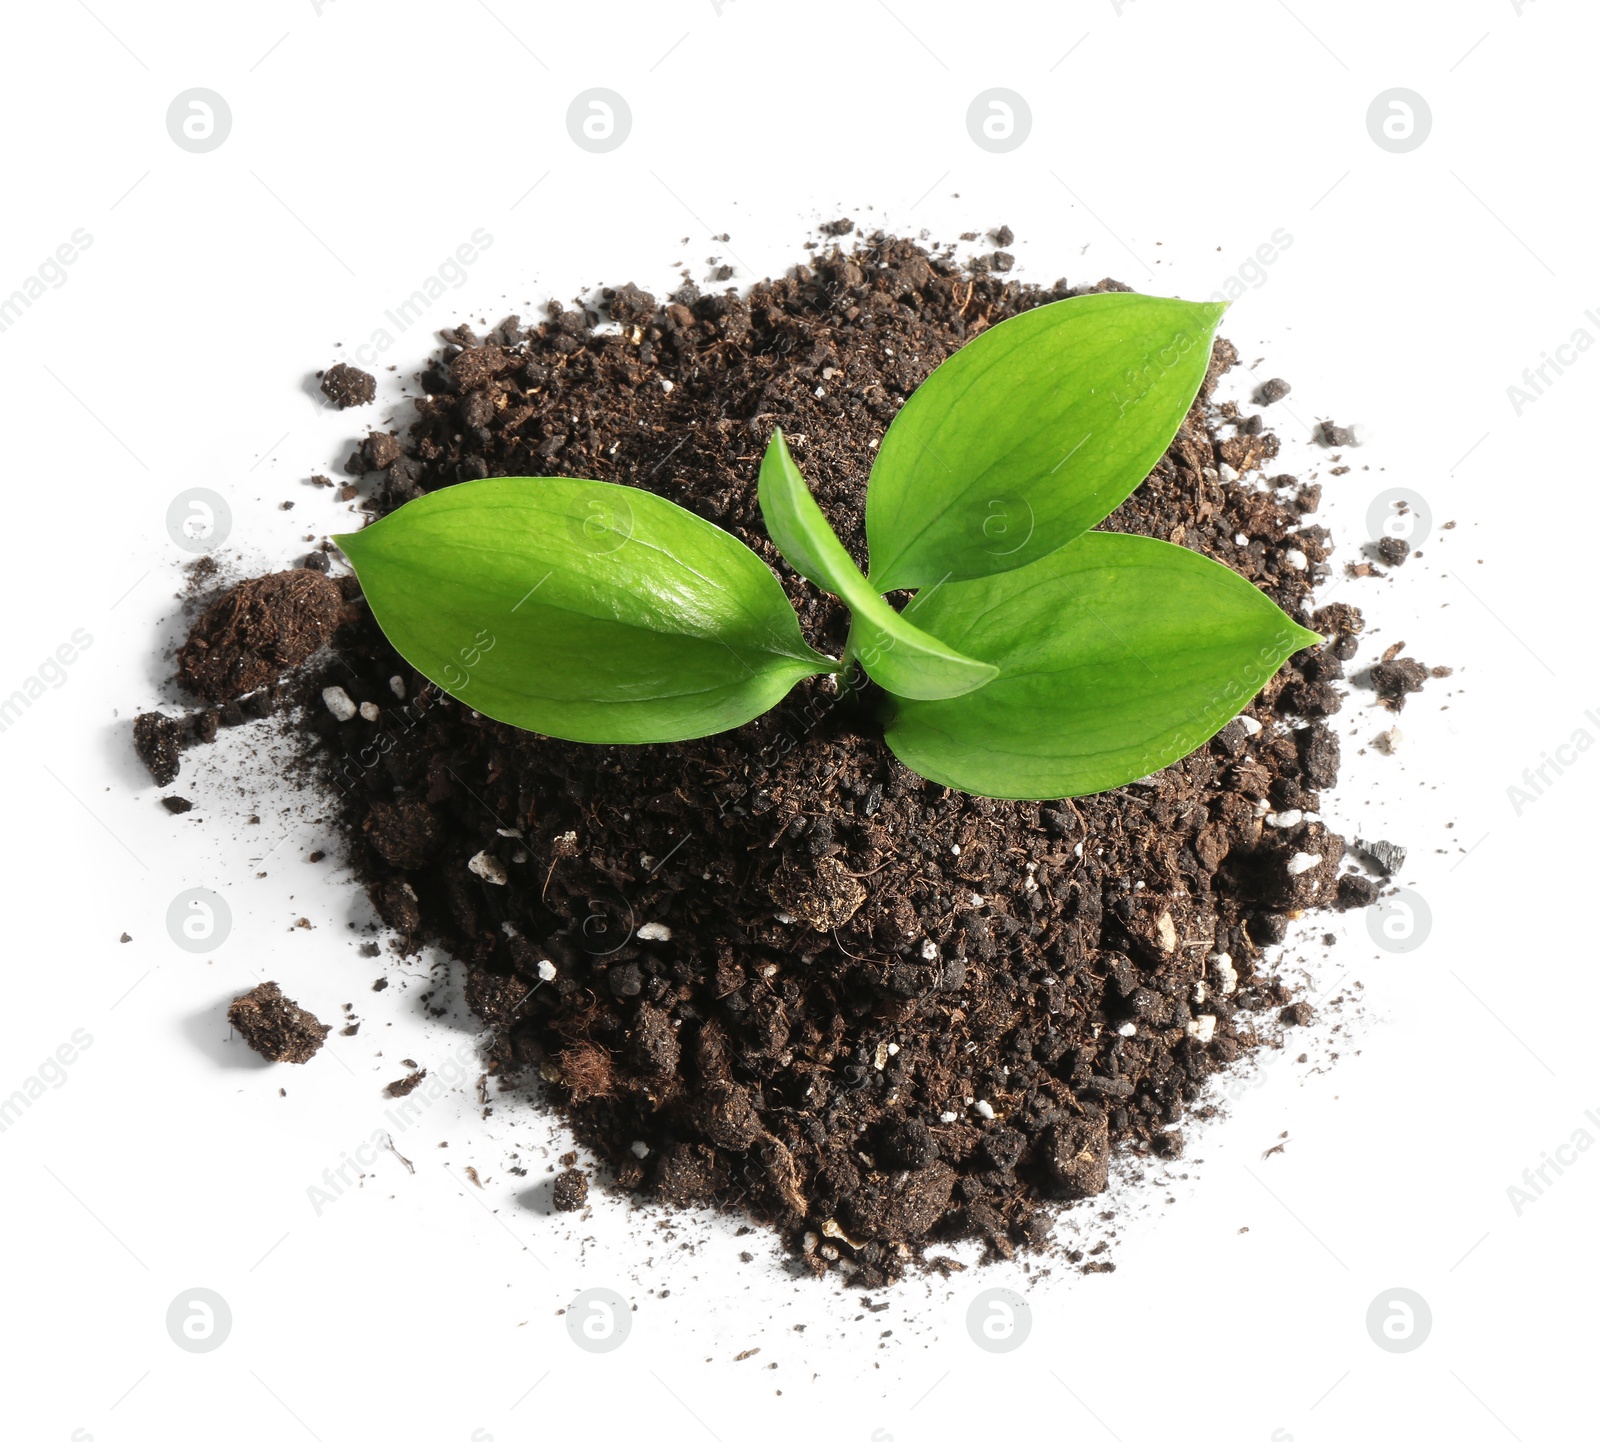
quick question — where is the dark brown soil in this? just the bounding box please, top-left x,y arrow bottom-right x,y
133,711 -> 181,787
384,1068 -> 427,1098
161,230 -> 1412,1282
176,570 -> 345,703
1368,643 -> 1450,710
319,362 -> 376,409
552,1168 -> 590,1211
228,982 -> 330,1063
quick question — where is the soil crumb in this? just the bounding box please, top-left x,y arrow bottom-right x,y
176,569 -> 345,703
385,1069 -> 427,1098
320,362 -> 376,409
228,982 -> 330,1064
552,1168 -> 590,1211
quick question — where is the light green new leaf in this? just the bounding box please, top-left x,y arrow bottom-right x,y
757,430 -> 997,701
335,477 -> 836,745
866,292 -> 1226,592
883,533 -> 1323,799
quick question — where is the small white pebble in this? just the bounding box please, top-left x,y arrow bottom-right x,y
511,849 -> 528,863
920,939 -> 938,961
496,827 -> 522,838
1265,809 -> 1304,829
968,892 -> 983,908
389,675 -> 406,700
951,843 -> 961,856
1186,1014 -> 1218,1043
658,376 -> 674,393
974,1100 -> 996,1120
1285,549 -> 1308,571
1287,851 -> 1321,876
630,1139 -> 650,1159
1374,726 -> 1403,755
1254,797 -> 1272,815
1074,842 -> 1084,857
468,850 -> 508,884
1117,1022 -> 1136,1038
536,958 -> 557,981
1234,532 -> 1249,546
1218,462 -> 1239,484
1238,715 -> 1263,736
814,385 -> 826,398
1212,953 -> 1238,995
775,911 -> 796,926
322,685 -> 357,721
1193,981 -> 1208,1004
822,366 -> 838,380
939,1111 -> 958,1124
887,1042 -> 900,1056
637,921 -> 673,942
359,701 -> 380,722
501,921 -> 519,938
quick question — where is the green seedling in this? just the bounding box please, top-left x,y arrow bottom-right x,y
336,291 -> 1321,799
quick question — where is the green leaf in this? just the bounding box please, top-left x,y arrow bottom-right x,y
866,292 -> 1227,592
883,533 -> 1323,799
335,477 -> 835,745
757,430 -> 998,701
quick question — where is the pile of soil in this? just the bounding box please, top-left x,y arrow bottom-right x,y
152,230 -> 1400,1283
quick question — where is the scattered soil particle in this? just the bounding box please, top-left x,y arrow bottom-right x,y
176,570 -> 345,703
171,229 -> 1394,1282
552,1168 -> 590,1211
1368,648 -> 1435,710
161,796 -> 194,814
320,362 -> 376,409
1337,872 -> 1380,908
1319,420 -> 1355,447
228,982 -> 330,1063
1376,536 -> 1410,567
385,1069 -> 427,1098
1254,378 -> 1291,405
133,712 -> 182,787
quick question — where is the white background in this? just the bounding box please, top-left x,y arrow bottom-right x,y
1,2 -> 1593,1439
